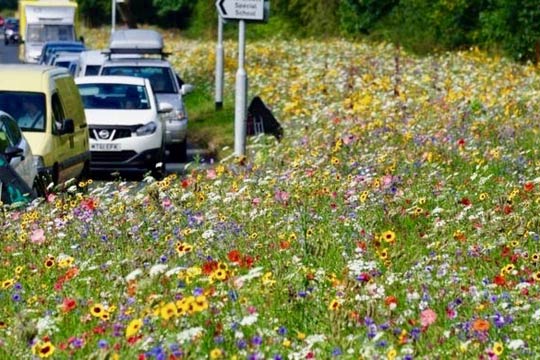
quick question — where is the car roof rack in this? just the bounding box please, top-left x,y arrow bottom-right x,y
105,29 -> 170,59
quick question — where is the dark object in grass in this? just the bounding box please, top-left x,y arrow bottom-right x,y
247,96 -> 283,141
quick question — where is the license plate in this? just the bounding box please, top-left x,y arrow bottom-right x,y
91,143 -> 121,151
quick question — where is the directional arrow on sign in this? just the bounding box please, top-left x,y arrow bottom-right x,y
216,0 -> 265,21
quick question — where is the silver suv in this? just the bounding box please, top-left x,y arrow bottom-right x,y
99,29 -> 192,162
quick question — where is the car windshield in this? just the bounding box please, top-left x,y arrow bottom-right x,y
27,24 -> 74,43
100,66 -> 175,94
78,83 -> 150,110
0,92 -> 46,132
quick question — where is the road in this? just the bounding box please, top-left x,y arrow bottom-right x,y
0,40 -> 214,178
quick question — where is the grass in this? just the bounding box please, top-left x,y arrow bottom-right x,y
183,83 -> 235,157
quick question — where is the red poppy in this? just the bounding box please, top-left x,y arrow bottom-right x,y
459,197 -> 471,206
493,274 -> 506,286
385,296 -> 397,307
181,179 -> 190,188
503,205 -> 513,214
62,298 -> 77,312
227,250 -> 241,263
81,198 -> 96,211
457,138 -> 466,147
202,260 -> 219,275
524,182 -> 534,192
279,240 -> 290,250
240,255 -> 254,269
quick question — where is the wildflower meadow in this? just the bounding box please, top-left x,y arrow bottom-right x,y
1,30 -> 540,359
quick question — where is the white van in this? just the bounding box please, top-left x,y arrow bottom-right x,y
75,50 -> 106,77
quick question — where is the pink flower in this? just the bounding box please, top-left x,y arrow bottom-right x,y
30,228 -> 46,244
420,308 -> 437,327
206,168 -> 217,180
274,189 -> 290,204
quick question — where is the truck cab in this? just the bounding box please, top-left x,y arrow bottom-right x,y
18,0 -> 78,63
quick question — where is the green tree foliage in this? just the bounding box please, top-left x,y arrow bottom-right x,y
479,0 -> 540,63
339,0 -> 398,35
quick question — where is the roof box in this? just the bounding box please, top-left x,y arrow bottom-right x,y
108,29 -> 164,55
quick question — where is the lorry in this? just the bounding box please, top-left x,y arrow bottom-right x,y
18,0 -> 78,63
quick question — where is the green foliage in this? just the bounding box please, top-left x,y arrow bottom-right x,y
479,0 -> 540,62
339,0 -> 398,35
152,0 -> 192,16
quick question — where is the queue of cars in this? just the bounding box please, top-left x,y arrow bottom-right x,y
0,28 -> 192,202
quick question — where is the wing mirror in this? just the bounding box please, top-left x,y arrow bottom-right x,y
158,102 -> 173,114
181,84 -> 194,95
4,145 -> 24,161
59,118 -> 75,135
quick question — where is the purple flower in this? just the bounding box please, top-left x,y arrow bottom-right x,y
251,335 -> 263,346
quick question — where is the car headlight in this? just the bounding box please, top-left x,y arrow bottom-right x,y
168,109 -> 187,122
136,121 -> 158,136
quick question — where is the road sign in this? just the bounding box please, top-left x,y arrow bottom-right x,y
216,0 -> 265,21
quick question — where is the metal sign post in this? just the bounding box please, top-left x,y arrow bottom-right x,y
216,0 -> 269,157
215,16 -> 224,111
111,0 -> 116,34
234,19 -> 247,156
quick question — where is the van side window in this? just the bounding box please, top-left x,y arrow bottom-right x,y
51,93 -> 65,134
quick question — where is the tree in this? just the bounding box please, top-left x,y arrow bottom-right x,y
480,0 -> 540,63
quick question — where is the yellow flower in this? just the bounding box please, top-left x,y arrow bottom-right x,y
387,348 -> 397,360
192,295 -> 208,313
296,331 -> 306,340
160,302 -> 177,320
125,318 -> 143,338
209,348 -> 223,359
1,279 -> 15,289
212,269 -> 228,282
90,303 -> 106,317
492,342 -> 504,356
328,298 -> 340,311
32,341 -> 55,358
381,230 -> 396,243
282,338 -> 291,347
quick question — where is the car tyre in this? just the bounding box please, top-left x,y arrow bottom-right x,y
169,139 -> 187,163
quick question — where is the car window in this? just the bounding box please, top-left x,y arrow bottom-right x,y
0,92 -> 46,132
0,117 -> 14,153
1,115 -> 22,145
78,83 -> 150,110
85,65 -> 101,76
101,66 -> 175,94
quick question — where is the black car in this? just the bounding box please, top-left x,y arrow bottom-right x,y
4,18 -> 19,45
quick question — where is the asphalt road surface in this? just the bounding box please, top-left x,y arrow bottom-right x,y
0,40 -> 213,178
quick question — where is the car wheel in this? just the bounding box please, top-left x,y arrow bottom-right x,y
169,139 -> 187,163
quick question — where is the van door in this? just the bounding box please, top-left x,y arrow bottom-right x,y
50,91 -> 72,184
53,75 -> 89,182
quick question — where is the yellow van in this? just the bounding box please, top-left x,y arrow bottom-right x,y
0,65 -> 90,193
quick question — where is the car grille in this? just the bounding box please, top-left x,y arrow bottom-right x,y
89,126 -> 134,140
91,151 -> 138,163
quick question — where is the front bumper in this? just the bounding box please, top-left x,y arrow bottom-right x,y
90,148 -> 163,173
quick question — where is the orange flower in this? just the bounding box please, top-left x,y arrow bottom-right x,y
524,182 -> 534,192
472,318 -> 490,332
